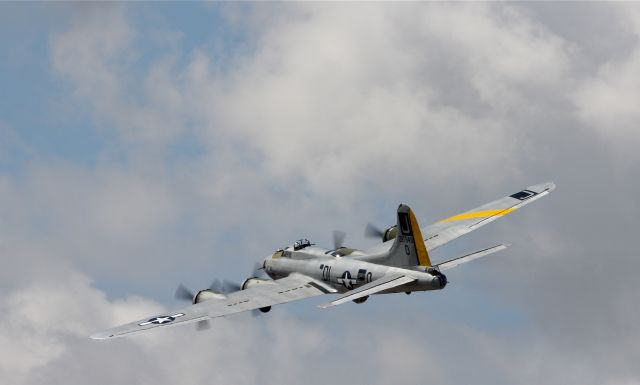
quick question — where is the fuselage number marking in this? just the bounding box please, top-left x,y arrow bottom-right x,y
321,264 -> 332,281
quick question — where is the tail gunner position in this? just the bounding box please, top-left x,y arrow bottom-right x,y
91,182 -> 555,339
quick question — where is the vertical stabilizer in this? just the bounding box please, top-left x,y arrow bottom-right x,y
374,204 -> 432,267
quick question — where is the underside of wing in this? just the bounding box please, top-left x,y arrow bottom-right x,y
318,274 -> 416,308
422,182 -> 555,250
90,273 -> 336,340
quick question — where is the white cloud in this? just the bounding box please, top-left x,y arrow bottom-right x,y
0,3 -> 637,385
573,47 -> 640,149
50,4 -> 191,149
49,3 -> 574,205
200,3 -> 571,200
572,5 -> 640,154
0,270 -> 161,385
0,162 -> 184,284
0,268 -> 457,385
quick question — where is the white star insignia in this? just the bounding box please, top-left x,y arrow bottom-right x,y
138,313 -> 185,327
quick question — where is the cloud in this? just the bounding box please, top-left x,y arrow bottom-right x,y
0,270 -> 161,385
200,3 -> 571,201
49,3 -> 574,203
50,4 -> 193,150
0,162 -> 185,285
0,269 -> 449,385
1,2 -> 639,385
573,49 -> 640,156
2,269 -> 634,385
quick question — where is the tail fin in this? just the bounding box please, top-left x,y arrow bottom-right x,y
376,204 -> 432,267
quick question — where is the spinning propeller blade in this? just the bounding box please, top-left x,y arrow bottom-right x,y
173,260 -> 271,327
196,320 -> 210,331
333,230 -> 346,249
208,279 -> 222,293
364,223 -> 385,239
174,284 -> 195,302
251,261 -> 265,277
222,280 -> 242,293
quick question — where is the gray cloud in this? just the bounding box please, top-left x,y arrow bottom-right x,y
1,2 -> 639,385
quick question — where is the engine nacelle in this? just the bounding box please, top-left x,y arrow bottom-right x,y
241,278 -> 272,290
382,226 -> 398,242
193,289 -> 227,304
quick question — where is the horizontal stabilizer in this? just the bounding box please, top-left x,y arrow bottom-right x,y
436,243 -> 510,271
318,274 -> 415,308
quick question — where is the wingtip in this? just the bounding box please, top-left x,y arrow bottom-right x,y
528,181 -> 556,194
89,332 -> 114,340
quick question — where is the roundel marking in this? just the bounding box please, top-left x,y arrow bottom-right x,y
150,316 -> 175,324
138,313 -> 185,326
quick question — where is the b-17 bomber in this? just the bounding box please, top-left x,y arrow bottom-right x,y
91,182 -> 555,339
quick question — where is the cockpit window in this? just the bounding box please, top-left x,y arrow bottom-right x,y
293,238 -> 311,250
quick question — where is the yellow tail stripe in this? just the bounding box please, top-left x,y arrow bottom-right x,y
408,208 -> 432,266
441,208 -> 516,222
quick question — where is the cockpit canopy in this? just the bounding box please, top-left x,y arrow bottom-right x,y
293,238 -> 311,250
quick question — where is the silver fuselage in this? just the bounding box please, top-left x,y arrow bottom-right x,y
264,246 -> 445,294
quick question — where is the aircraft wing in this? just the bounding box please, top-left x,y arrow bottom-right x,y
90,273 -> 337,340
364,182 -> 554,256
422,182 -> 555,251
318,274 -> 416,308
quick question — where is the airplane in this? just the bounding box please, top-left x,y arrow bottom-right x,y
90,182 -> 555,339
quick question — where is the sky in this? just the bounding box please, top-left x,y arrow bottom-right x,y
1,2 -> 639,385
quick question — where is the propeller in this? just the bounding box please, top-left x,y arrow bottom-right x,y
250,261 -> 268,278
208,279 -> 222,292
174,283 -> 196,302
172,260 -> 270,328
206,278 -> 244,294
196,320 -> 210,331
248,261 -> 271,317
364,223 -> 385,239
222,279 -> 242,293
333,230 -> 346,249
173,282 -> 224,331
